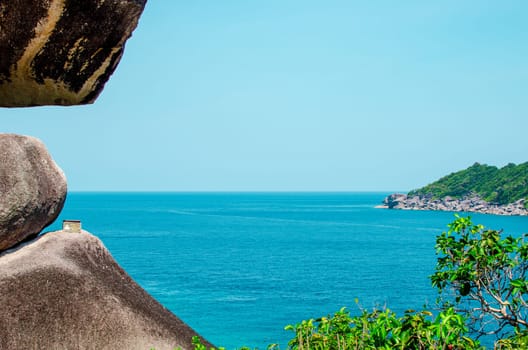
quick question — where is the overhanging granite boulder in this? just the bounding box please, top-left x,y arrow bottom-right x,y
0,0 -> 147,107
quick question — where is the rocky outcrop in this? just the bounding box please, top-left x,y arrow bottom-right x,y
0,0 -> 147,107
0,2 -> 212,346
0,133 -> 213,347
379,193 -> 528,216
0,134 -> 67,251
380,193 -> 408,209
0,229 -> 212,350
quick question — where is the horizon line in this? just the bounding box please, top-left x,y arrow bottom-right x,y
66,189 -> 405,194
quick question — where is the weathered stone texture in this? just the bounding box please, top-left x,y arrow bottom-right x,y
0,134 -> 67,251
0,0 -> 147,107
380,193 -> 528,216
0,230 -> 213,350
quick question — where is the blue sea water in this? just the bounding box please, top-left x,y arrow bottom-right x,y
48,192 -> 528,349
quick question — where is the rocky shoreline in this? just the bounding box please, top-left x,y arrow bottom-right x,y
378,193 -> 528,216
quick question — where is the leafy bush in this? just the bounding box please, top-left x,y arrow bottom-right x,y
494,329 -> 528,349
282,306 -> 479,350
190,307 -> 479,350
431,215 -> 528,338
188,216 -> 528,350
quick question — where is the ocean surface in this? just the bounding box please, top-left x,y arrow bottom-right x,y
48,192 -> 528,349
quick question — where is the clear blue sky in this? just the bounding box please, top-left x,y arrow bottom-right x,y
2,1 -> 527,191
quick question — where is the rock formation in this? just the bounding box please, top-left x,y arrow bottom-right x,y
0,0 -> 147,107
0,2 -> 214,348
0,134 -> 67,251
379,193 -> 528,216
0,134 -> 214,348
0,229 -> 212,350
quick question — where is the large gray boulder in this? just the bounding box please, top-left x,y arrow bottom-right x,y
0,0 -> 147,107
0,230 -> 213,350
0,134 -> 67,251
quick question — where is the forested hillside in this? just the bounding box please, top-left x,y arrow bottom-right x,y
409,162 -> 528,205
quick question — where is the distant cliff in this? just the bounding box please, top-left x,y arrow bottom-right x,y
380,162 -> 528,216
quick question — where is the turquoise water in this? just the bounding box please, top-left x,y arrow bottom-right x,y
48,192 -> 528,349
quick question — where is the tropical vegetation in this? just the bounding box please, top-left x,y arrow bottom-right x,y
431,215 -> 528,338
408,162 -> 528,208
186,216 -> 528,350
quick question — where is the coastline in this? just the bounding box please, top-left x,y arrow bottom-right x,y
378,193 -> 528,216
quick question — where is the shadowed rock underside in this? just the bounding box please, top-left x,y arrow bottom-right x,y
0,0 -> 147,107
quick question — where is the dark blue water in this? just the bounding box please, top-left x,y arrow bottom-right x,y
48,192 -> 528,349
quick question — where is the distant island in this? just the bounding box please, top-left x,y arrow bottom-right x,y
379,162 -> 528,216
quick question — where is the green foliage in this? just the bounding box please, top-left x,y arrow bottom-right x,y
431,215 -> 528,337
494,328 -> 528,349
191,336 -> 250,350
187,216 -> 528,350
408,162 -> 528,205
283,306 -> 479,350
